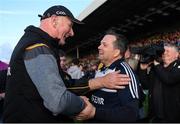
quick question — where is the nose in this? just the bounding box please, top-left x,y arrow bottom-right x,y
98,44 -> 102,50
163,49 -> 167,55
70,28 -> 74,36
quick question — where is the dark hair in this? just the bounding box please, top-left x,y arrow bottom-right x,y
59,49 -> 66,57
72,58 -> 79,65
106,30 -> 129,55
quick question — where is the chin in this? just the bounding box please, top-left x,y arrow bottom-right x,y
99,54 -> 104,58
98,56 -> 103,61
59,41 -> 66,45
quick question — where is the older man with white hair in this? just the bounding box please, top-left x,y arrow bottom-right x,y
139,42 -> 180,122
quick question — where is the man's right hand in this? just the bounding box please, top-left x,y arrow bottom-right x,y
103,71 -> 130,89
74,96 -> 95,121
89,71 -> 130,90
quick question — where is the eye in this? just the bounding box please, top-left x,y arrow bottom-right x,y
103,42 -> 107,47
69,22 -> 73,28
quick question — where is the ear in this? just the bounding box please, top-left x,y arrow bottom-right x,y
50,16 -> 57,28
113,49 -> 120,58
175,52 -> 179,59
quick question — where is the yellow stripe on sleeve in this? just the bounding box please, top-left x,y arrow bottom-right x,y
25,43 -> 49,50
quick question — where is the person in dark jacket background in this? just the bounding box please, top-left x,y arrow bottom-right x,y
138,42 -> 180,122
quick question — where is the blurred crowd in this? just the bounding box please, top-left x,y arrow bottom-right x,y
130,30 -> 180,47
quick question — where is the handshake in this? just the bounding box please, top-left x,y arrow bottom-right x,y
74,96 -> 95,121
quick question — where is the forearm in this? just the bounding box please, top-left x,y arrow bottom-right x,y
67,71 -> 130,94
88,77 -> 104,90
66,77 -> 103,95
155,65 -> 180,85
65,76 -> 104,95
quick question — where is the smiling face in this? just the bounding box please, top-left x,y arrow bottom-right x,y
98,34 -> 120,66
162,45 -> 179,67
53,16 -> 74,45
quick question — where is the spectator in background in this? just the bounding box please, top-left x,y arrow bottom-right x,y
125,47 -> 140,71
58,50 -> 75,94
59,50 -> 68,72
67,58 -> 84,79
138,42 -> 180,122
83,61 -> 98,80
125,47 -> 147,121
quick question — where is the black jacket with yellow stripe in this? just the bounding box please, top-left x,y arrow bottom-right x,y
3,25 -> 89,122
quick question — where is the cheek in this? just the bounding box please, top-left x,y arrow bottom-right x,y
164,52 -> 174,60
66,27 -> 72,34
56,28 -> 63,37
108,49 -> 115,55
103,50 -> 113,58
62,25 -> 70,32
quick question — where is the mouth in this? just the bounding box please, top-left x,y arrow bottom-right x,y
61,34 -> 69,44
99,50 -> 103,55
65,34 -> 69,38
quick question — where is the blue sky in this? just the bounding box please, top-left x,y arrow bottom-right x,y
0,0 -> 93,63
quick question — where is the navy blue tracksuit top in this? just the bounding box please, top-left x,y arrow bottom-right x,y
89,58 -> 140,122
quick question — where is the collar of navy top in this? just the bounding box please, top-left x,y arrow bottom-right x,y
100,58 -> 125,73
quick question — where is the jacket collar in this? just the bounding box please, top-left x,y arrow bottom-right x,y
100,57 -> 124,71
24,25 -> 60,49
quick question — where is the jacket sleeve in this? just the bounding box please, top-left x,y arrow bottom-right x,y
66,77 -> 90,95
61,72 -> 90,95
23,45 -> 84,116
